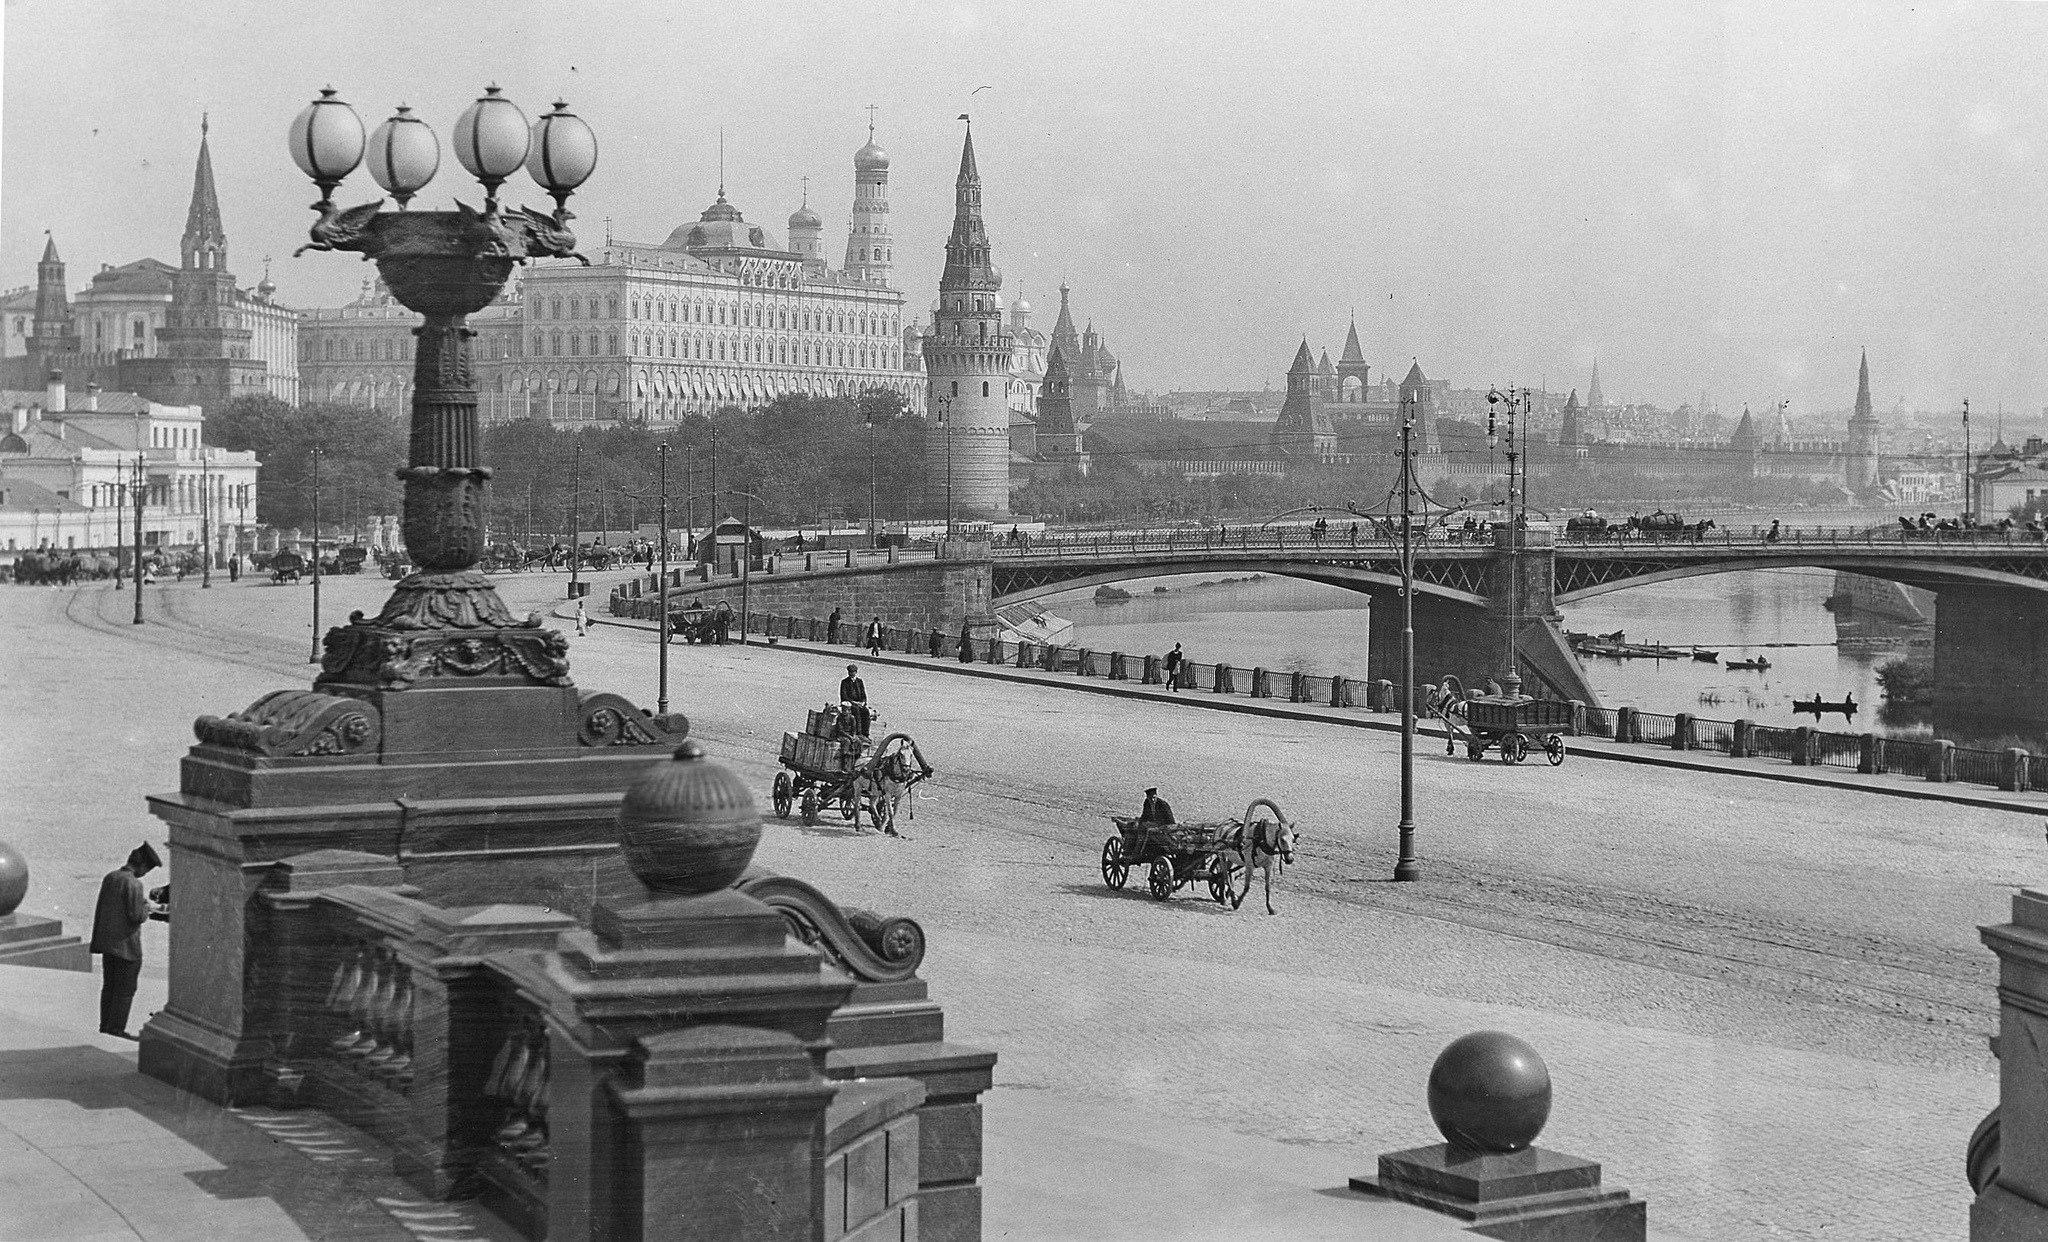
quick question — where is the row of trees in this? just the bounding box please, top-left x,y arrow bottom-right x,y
213,390 -> 928,540
210,393 -> 1864,538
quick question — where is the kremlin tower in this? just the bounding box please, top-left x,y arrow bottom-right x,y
1846,350 -> 1881,494
922,117 -> 1015,515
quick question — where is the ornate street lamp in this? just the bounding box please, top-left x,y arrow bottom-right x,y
1963,398 -> 1973,519
1393,391 -> 1422,881
290,85 -> 594,686
1485,386 -> 1529,699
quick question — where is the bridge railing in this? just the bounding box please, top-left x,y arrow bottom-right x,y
993,523 -> 2048,559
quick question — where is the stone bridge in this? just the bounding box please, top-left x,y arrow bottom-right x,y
986,524 -> 2048,729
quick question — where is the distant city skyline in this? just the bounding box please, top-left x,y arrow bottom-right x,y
5,0 -> 2045,420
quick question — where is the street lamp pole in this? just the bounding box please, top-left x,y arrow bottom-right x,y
934,395 -> 954,539
867,411 -> 879,549
1963,398 -> 1973,519
1393,391 -> 1421,882
1486,387 -> 1523,698
657,440 -> 672,714
309,446 -> 323,663
569,443 -> 583,599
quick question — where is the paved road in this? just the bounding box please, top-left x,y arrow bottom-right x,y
1,572 -> 2027,1240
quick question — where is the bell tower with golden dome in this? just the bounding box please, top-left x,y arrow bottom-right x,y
843,108 -> 893,285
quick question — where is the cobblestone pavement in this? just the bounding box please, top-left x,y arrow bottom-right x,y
4,575 -> 2027,1241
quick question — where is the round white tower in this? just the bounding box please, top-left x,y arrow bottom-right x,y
844,116 -> 893,285
788,187 -> 826,272
923,117 -> 1013,517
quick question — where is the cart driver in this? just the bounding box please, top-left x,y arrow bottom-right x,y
839,664 -> 871,737
1140,787 -> 1176,826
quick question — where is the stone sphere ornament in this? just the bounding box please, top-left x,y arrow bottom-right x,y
0,840 -> 28,917
1426,1030 -> 1553,1154
616,741 -> 762,895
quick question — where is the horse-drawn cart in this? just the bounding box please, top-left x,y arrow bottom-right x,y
269,550 -> 306,584
1101,817 -> 1244,904
770,705 -> 933,835
1430,681 -> 1571,765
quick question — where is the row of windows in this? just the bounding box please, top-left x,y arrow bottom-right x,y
945,381 -> 995,399
151,424 -> 201,448
529,328 -> 900,370
84,478 -> 253,511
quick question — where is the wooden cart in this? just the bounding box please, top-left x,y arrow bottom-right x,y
1100,816 -> 1244,904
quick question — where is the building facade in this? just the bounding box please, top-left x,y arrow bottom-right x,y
0,372 -> 259,558
922,121 -> 1015,514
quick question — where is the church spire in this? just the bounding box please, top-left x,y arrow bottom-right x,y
1853,348 -> 1874,421
1340,314 -> 1365,363
939,115 -> 996,295
183,116 -> 227,271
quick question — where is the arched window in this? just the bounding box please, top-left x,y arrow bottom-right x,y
550,298 -> 562,319
324,339 -> 336,360
606,331 -> 618,354
982,381 -> 990,397
569,297 -> 581,319
550,330 -> 562,355
533,332 -> 545,356
607,297 -> 618,319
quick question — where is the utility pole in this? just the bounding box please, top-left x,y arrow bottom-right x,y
1963,398 -> 1973,519
1393,393 -> 1420,881
114,470 -> 126,591
131,456 -> 146,626
867,408 -> 880,548
657,441 -> 672,715
200,442 -> 212,588
309,447 -> 322,663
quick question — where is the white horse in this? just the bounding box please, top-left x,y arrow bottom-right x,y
1225,797 -> 1299,915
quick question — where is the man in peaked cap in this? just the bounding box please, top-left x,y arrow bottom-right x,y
90,843 -> 162,1040
1140,788 -> 1176,826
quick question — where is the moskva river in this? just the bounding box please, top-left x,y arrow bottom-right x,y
1041,568 -> 2001,744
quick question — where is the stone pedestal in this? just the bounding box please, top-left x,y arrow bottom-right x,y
140,679 -> 682,1106
1354,1143 -> 1644,1240
1974,887 -> 2048,1239
0,911 -> 88,971
489,889 -> 867,1242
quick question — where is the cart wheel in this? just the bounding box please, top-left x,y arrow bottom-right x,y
1503,733 -> 1528,764
1101,837 -> 1129,890
1545,734 -> 1566,766
772,772 -> 793,819
1148,857 -> 1175,902
1210,859 -> 1243,906
837,789 -> 859,821
800,787 -> 819,826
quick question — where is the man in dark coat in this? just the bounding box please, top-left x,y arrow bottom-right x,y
1140,788 -> 1176,825
91,843 -> 161,1039
840,664 -> 870,735
827,607 -> 844,644
865,616 -> 884,657
1164,643 -> 1185,693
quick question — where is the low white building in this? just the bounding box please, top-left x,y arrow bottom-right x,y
0,374 -> 259,561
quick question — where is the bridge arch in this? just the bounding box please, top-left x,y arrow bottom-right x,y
991,559 -> 1486,610
1553,554 -> 2048,605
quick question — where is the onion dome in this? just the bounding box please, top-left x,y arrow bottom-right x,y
256,276 -> 277,300
788,202 -> 823,230
854,139 -> 889,171
663,190 -> 781,252
615,741 -> 762,895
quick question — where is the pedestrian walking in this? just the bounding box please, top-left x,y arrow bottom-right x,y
958,623 -> 974,663
91,843 -> 162,1039
574,597 -> 589,637
865,615 -> 884,657
828,607 -> 844,644
928,626 -> 944,658
1164,642 -> 1185,693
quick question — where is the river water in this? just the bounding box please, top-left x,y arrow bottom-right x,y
1038,569 -> 2003,743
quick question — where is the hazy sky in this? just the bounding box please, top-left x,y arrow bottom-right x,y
5,0 -> 2045,421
